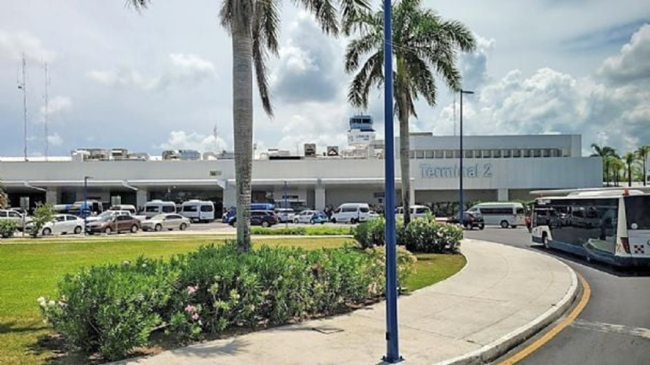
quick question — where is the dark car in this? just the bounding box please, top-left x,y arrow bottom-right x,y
228,210 -> 278,227
86,214 -> 141,234
447,211 -> 485,230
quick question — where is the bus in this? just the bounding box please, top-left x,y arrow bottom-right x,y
531,189 -> 650,267
468,202 -> 526,228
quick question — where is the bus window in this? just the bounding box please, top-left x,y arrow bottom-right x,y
625,196 -> 650,230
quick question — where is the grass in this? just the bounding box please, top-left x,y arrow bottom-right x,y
0,235 -> 464,364
250,226 -> 354,236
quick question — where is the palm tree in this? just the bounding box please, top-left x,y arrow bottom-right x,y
345,0 -> 475,224
608,156 -> 624,187
590,144 -> 617,187
0,178 -> 7,209
129,0 -> 369,251
623,152 -> 638,187
636,145 -> 650,186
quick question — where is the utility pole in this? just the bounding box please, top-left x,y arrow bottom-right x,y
44,62 -> 49,160
18,54 -> 28,161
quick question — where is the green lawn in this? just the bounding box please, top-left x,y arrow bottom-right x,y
0,235 -> 464,364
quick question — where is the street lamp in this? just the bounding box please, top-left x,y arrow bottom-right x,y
382,0 -> 400,361
284,181 -> 288,229
83,176 -> 93,235
459,90 -> 474,226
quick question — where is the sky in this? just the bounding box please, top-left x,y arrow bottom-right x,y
0,0 -> 649,158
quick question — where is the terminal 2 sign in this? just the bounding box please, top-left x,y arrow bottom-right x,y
419,163 -> 493,179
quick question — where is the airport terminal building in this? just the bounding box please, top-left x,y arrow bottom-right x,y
0,129 -> 603,214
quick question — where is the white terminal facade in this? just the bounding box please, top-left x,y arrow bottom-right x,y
0,116 -> 602,214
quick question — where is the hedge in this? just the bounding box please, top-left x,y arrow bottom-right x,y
250,226 -> 354,236
38,242 -> 416,361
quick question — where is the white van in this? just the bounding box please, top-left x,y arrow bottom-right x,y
143,200 -> 177,219
109,205 -> 137,214
180,200 -> 215,223
395,205 -> 432,220
468,202 -> 526,228
331,203 -> 371,224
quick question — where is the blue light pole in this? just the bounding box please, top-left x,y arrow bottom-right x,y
459,90 -> 473,225
284,181 -> 288,228
83,176 -> 93,235
383,0 -> 401,361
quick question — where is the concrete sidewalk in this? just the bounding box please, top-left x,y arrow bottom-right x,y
124,239 -> 577,365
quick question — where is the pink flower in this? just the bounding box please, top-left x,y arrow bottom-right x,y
192,313 -> 199,321
184,305 -> 196,314
187,285 -> 198,296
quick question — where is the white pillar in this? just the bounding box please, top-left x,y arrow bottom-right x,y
136,188 -> 148,209
498,188 -> 509,202
223,184 -> 237,209
315,186 -> 326,211
46,187 -> 57,205
409,184 -> 415,206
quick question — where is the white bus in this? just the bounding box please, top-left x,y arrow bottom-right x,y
468,202 -> 526,228
180,200 -> 215,223
531,189 -> 650,267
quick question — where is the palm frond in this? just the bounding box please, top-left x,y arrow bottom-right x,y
252,0 -> 274,116
345,31 -> 382,73
126,0 -> 149,10
339,0 -> 371,35
294,0 -> 340,35
348,51 -> 383,108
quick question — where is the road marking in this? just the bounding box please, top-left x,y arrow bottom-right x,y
498,272 -> 591,365
571,319 -> 650,339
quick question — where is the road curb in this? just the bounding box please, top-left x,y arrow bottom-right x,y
436,248 -> 579,365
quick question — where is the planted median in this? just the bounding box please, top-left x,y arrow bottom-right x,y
0,218 -> 465,364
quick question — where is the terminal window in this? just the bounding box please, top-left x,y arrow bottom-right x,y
474,150 -> 482,158
542,149 -> 551,157
482,150 -> 492,158
533,149 -> 542,158
513,149 -> 521,158
454,150 -> 461,158
426,150 -> 435,159
503,149 -> 511,158
465,150 -> 474,158
416,150 -> 425,159
435,150 -> 444,158
445,150 -> 455,159
523,149 -> 531,158
492,149 -> 501,158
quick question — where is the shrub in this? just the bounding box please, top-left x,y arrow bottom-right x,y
354,217 -> 385,249
250,226 -> 353,236
39,257 -> 179,360
355,217 -> 463,253
0,219 -> 17,238
29,203 -> 54,237
39,242 -> 416,361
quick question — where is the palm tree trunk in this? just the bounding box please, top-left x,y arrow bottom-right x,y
628,165 -> 632,187
644,155 -> 647,186
397,58 -> 411,225
232,16 -> 253,252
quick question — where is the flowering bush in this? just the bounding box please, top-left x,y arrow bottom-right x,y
39,242 -> 416,361
355,216 -> 463,253
0,219 -> 17,238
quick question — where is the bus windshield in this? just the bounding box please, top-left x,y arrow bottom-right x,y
625,196 -> 650,230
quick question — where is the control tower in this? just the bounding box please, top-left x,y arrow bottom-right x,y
347,115 -> 376,157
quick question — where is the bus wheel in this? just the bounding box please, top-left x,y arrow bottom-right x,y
479,224 -> 485,230
500,221 -> 509,229
542,233 -> 549,249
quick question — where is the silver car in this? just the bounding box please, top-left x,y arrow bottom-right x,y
141,213 -> 191,232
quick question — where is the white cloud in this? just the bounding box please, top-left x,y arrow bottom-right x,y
0,30 -> 56,63
459,34 -> 495,90
47,133 -> 63,146
40,96 -> 72,120
430,25 -> 650,155
598,24 -> 650,84
157,130 -> 228,153
87,53 -> 216,91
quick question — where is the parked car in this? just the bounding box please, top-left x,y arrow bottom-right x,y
86,214 -> 141,234
293,210 -> 328,224
275,208 -> 296,223
447,211 -> 485,230
108,204 -> 137,214
86,210 -> 133,223
180,200 -> 215,223
0,209 -> 32,230
27,214 -> 85,236
330,203 -> 371,224
142,200 -> 177,219
229,210 -> 278,227
141,213 -> 191,232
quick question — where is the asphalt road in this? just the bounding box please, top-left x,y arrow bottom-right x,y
465,227 -> 650,365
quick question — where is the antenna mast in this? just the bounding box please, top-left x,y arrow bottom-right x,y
44,62 -> 49,160
18,54 -> 28,161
